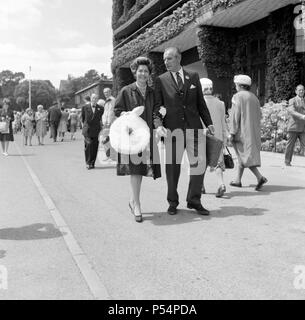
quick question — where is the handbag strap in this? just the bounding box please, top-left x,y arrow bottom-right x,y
225,147 -> 232,156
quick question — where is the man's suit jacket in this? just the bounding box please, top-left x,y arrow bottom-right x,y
81,104 -> 104,138
48,106 -> 62,123
287,96 -> 305,132
154,69 -> 213,130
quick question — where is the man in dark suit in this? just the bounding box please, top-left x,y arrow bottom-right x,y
82,93 -> 104,169
48,102 -> 62,142
154,47 -> 215,216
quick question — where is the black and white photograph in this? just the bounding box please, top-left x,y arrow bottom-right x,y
0,0 -> 305,304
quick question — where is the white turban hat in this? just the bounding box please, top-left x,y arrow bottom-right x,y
200,78 -> 213,89
234,75 -> 252,86
97,99 -> 105,107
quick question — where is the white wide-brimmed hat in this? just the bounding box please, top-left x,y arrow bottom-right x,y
234,75 -> 252,86
200,78 -> 213,89
109,106 -> 150,155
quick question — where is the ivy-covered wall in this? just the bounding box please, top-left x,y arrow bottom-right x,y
112,0 -> 151,31
266,5 -> 300,102
197,5 -> 303,106
112,0 -> 246,73
197,25 -> 237,107
112,68 -> 134,96
112,2 -> 304,104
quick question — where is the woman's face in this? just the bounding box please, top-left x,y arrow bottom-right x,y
136,65 -> 150,84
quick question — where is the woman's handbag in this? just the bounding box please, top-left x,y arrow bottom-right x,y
0,121 -> 9,134
206,134 -> 224,168
224,147 -> 234,169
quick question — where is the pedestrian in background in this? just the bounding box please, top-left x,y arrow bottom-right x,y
82,93 -> 104,170
48,102 -> 62,142
284,84 -> 305,166
0,98 -> 15,156
229,75 -> 267,191
21,108 -> 35,146
58,107 -> 69,142
101,87 -> 116,162
200,78 -> 229,198
68,108 -> 78,140
35,105 -> 47,145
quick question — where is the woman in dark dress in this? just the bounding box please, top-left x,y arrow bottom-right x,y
114,57 -> 161,223
0,98 -> 15,156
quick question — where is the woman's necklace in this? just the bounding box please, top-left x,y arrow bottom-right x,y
136,82 -> 147,98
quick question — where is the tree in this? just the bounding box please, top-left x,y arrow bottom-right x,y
0,70 -> 25,98
14,80 -> 56,110
83,69 -> 100,85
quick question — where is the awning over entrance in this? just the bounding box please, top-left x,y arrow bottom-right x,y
152,0 -> 299,53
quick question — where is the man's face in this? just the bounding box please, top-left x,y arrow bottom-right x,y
164,49 -> 181,72
104,89 -> 111,99
91,94 -> 98,105
296,86 -> 305,98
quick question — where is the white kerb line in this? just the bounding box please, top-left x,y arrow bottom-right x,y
14,142 -> 111,300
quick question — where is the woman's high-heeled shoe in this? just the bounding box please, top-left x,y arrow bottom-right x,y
216,184 -> 226,198
134,204 -> 143,223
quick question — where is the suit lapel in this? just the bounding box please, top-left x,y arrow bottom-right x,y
167,72 -> 180,94
183,69 -> 191,99
87,105 -> 94,120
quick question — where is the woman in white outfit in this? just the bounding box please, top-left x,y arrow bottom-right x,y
35,105 -> 47,145
200,78 -> 229,198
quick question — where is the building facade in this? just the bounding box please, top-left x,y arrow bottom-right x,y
112,0 -> 305,107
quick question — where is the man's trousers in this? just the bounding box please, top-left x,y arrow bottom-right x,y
285,131 -> 305,164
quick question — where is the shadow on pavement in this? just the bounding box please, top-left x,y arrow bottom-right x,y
0,223 -> 65,241
144,210 -> 211,225
213,206 -> 267,218
227,185 -> 305,198
144,206 -> 268,225
0,250 -> 6,259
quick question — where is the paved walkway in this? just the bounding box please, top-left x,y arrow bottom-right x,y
0,132 -> 304,300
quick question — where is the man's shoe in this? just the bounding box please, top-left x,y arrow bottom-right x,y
187,203 -> 210,216
285,162 -> 291,166
255,177 -> 268,191
167,206 -> 177,215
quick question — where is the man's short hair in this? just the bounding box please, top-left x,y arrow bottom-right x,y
165,47 -> 182,57
296,84 -> 304,90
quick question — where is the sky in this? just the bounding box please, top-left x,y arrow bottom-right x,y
0,0 -> 113,88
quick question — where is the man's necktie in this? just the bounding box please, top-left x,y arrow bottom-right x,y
176,72 -> 184,92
